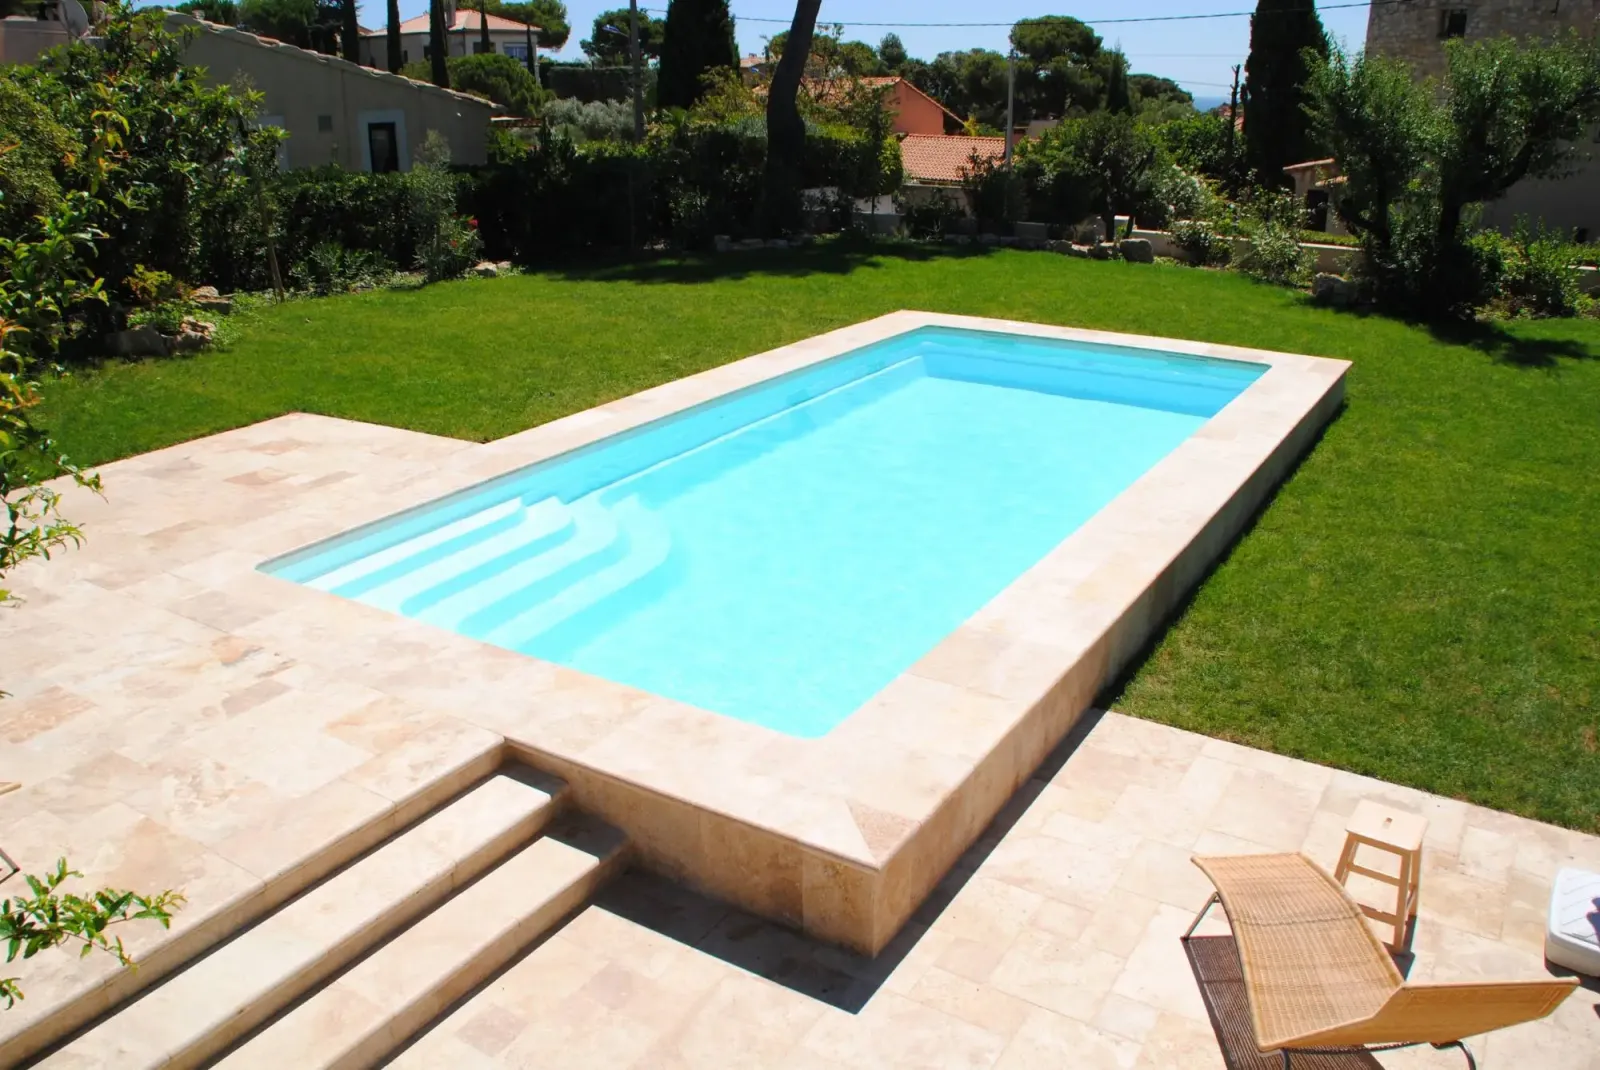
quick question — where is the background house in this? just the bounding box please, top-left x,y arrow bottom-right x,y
167,11 -> 495,172
802,76 -> 963,136
358,2 -> 538,69
1365,0 -> 1600,240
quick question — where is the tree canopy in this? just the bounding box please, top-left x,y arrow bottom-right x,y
1242,0 -> 1328,182
487,0 -> 571,50
581,7 -> 665,65
657,0 -> 738,109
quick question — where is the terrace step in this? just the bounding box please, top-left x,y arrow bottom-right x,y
213,814 -> 628,1070
37,770 -> 566,1070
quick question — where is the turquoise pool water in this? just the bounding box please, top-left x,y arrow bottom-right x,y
265,327 -> 1265,738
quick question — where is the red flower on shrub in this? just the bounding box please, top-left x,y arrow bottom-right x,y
467,217 -> 479,229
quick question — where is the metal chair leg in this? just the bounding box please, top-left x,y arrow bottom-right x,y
1433,1040 -> 1476,1069
1184,893 -> 1220,940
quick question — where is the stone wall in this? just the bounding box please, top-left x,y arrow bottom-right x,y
1366,0 -> 1600,80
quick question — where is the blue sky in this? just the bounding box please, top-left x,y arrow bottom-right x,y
381,0 -> 1371,103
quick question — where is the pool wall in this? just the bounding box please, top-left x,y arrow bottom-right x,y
265,311 -> 1349,955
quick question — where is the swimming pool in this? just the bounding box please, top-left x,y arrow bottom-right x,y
265,326 -> 1266,737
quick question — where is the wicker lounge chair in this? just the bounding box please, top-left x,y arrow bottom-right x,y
1185,853 -> 1577,1069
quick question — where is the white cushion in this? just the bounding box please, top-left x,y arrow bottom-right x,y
1546,867 -> 1600,977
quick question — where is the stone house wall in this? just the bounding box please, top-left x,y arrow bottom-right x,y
1366,0 -> 1600,80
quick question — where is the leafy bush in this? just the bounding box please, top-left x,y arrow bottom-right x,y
897,192 -> 965,239
403,54 -> 548,117
540,97 -> 636,142
409,133 -> 481,282
1493,219 -> 1585,318
1238,224 -> 1313,286
1171,218 -> 1232,266
287,242 -> 394,296
0,81 -> 73,237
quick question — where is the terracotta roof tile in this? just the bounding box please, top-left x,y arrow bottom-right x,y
899,134 -> 1006,185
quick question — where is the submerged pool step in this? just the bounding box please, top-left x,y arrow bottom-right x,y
213,814 -> 628,1070
39,772 -> 567,1070
483,498 -> 675,652
410,497 -> 624,631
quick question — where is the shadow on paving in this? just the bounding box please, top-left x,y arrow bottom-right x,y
590,708 -> 1111,1015
1184,936 -> 1385,1069
543,239 -> 999,287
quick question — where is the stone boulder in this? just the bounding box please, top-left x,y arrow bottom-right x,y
1118,238 -> 1155,264
105,326 -> 168,358
1089,242 -> 1115,261
471,261 -> 499,278
1312,273 -> 1358,307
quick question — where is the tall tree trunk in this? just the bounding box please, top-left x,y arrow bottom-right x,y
525,19 -> 537,77
386,0 -> 402,71
429,0 -> 449,85
479,0 -> 491,53
761,0 -> 822,236
341,0 -> 360,64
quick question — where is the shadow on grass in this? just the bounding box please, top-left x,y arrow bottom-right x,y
543,237 -> 999,286
1423,317 -> 1598,368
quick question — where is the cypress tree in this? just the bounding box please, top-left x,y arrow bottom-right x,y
1242,0 -> 1329,183
1104,50 -> 1131,114
658,0 -> 738,110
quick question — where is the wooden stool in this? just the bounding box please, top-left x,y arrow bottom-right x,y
1333,800 -> 1426,950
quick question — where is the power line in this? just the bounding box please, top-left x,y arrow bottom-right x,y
656,1 -> 1393,28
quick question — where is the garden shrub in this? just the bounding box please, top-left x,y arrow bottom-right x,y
1236,190 -> 1313,286
409,133 -> 482,282
287,242 -> 394,296
897,192 -> 966,240
540,97 -> 636,142
1493,219 -> 1585,318
1171,219 -> 1232,267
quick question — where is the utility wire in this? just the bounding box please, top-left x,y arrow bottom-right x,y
647,0 -> 1396,28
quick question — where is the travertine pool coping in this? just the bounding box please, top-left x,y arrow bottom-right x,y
256,311 -> 1350,955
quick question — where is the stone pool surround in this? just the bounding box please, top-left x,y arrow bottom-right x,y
257,311 -> 1350,955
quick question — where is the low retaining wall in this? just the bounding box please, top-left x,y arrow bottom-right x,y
1130,228 -> 1360,275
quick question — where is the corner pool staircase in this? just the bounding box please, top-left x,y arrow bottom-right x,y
33,768 -> 628,1070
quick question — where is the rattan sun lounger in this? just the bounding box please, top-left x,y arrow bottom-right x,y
1185,852 -> 1577,1069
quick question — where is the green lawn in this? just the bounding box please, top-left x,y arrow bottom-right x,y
41,245 -> 1600,832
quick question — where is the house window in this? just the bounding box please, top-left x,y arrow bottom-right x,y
316,114 -> 333,133
503,43 -> 528,61
367,122 -> 400,173
1439,9 -> 1468,38
472,40 -> 494,54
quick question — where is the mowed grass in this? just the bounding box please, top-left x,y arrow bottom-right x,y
41,245 -> 1600,831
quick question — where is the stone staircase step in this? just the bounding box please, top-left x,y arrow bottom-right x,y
38,770 -> 565,1070
214,814 -> 629,1069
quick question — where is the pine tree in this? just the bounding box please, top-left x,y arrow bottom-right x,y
1104,49 -> 1131,114
1242,0 -> 1328,183
658,0 -> 738,110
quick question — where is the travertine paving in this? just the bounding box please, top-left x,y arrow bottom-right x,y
0,315 -> 1590,1066
391,712 -> 1600,1070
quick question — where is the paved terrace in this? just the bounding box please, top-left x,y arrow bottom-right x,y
0,413 -> 1595,1067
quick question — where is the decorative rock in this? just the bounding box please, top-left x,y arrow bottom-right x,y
1066,244 -> 1091,259
191,295 -> 232,315
1312,273 -> 1358,307
1118,238 -> 1155,263
1089,242 -> 1115,261
191,285 -> 221,299
105,326 -> 168,358
470,261 -> 499,278
1046,240 -> 1072,253
494,260 -> 512,272
169,329 -> 210,353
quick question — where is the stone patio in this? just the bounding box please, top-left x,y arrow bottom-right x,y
387,711 -> 1600,1070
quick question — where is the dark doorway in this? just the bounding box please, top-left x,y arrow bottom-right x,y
367,122 -> 399,173
1306,189 -> 1330,232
